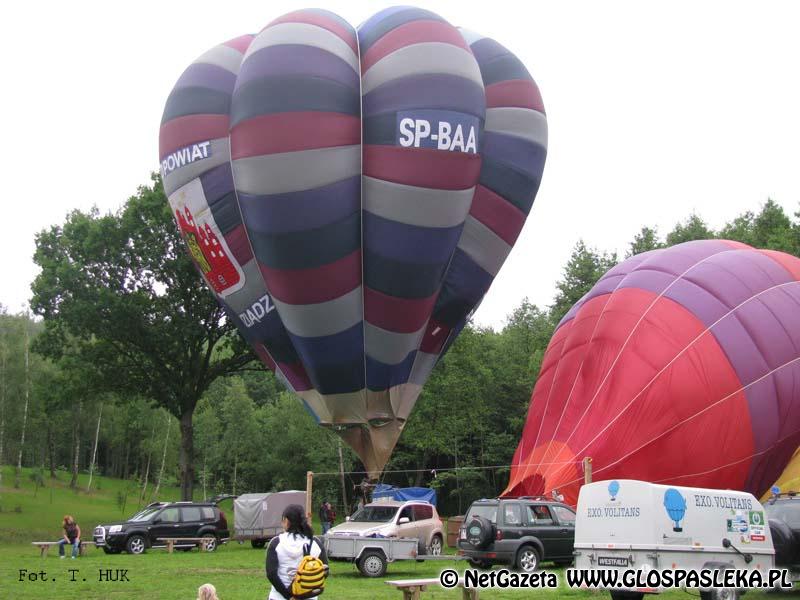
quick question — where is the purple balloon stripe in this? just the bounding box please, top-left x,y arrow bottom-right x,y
483,131 -> 546,178
236,44 -> 360,91
175,63 -> 237,95
200,163 -> 235,203
238,176 -> 360,235
470,37 -> 512,65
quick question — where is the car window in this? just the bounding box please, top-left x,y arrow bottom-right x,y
181,507 -> 202,522
398,506 -> 414,522
201,507 -> 215,521
466,504 -> 497,524
351,506 -> 397,522
159,507 -> 180,523
552,506 -> 576,526
766,501 -> 800,527
527,505 -> 554,525
129,507 -> 161,522
413,504 -> 433,521
503,504 -> 523,526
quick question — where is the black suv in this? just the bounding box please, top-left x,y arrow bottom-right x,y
93,501 -> 229,554
457,496 -> 576,573
766,492 -> 800,577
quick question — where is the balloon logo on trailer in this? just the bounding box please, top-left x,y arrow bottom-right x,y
159,7 -> 548,477
663,488 -> 686,533
608,481 -> 620,501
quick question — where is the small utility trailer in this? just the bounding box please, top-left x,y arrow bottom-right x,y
325,534 -> 461,577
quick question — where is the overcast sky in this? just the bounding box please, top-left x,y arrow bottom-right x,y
2,1 -> 798,328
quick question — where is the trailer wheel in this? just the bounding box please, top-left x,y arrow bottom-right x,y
357,550 -> 387,577
251,539 -> 266,549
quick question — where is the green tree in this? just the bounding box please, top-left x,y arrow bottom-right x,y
627,226 -> 663,257
550,241 -> 617,322
665,213 -> 714,245
30,175 -> 256,500
751,199 -> 796,253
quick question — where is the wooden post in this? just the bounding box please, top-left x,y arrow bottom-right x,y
306,471 -> 313,521
338,439 -> 347,516
583,457 -> 593,485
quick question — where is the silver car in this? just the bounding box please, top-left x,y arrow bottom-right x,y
328,500 -> 445,555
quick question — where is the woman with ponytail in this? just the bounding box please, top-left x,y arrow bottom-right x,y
266,504 -> 328,600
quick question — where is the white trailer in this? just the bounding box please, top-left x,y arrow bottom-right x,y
574,480 -> 776,600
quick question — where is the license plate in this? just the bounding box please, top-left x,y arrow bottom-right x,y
598,556 -> 629,567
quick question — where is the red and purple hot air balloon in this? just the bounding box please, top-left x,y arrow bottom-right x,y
158,7 -> 547,476
506,240 -> 800,505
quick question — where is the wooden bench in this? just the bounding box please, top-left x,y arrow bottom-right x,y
386,578 -> 478,600
157,537 -> 214,553
32,541 -> 96,558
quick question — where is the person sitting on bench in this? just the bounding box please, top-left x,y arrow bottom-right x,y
59,515 -> 81,559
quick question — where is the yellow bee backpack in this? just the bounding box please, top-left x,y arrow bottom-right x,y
291,540 -> 329,599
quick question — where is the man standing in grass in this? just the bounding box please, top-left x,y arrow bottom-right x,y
59,515 -> 81,559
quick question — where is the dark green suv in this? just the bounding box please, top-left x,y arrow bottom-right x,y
457,497 -> 576,573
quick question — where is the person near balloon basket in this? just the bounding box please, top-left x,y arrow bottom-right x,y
318,501 -> 335,535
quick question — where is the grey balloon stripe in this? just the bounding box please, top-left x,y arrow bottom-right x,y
486,107 -> 548,147
245,22 -> 359,74
364,322 -> 426,366
458,28 -> 485,46
163,138 -> 230,196
232,145 -> 361,195
408,351 -> 439,387
195,44 -> 246,74
363,177 -> 474,228
361,42 -> 483,95
272,287 -> 363,338
457,216 -> 512,277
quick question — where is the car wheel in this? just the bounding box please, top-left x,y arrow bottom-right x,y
465,516 -> 494,549
428,534 -> 443,556
102,547 -> 121,555
515,545 -> 540,573
201,534 -> 217,552
126,535 -> 146,555
251,539 -> 267,549
357,551 -> 387,577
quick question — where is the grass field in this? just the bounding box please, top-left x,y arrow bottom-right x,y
0,467 -> 792,599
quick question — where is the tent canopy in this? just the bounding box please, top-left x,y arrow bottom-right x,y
372,484 -> 436,506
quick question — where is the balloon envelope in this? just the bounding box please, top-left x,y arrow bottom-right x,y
159,8 -> 547,476
506,240 -> 800,504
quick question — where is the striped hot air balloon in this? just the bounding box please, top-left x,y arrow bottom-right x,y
159,7 -> 547,477
506,240 -> 800,505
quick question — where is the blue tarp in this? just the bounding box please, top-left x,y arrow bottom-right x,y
372,484 -> 437,507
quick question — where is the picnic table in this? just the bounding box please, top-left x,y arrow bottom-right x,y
157,537 -> 215,553
385,578 -> 479,600
31,541 -> 96,558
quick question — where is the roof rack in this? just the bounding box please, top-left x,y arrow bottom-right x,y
768,491 -> 799,504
